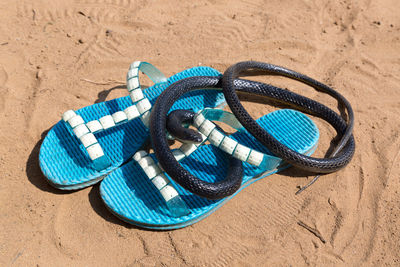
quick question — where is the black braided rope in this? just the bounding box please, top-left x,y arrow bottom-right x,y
152,75 -> 355,199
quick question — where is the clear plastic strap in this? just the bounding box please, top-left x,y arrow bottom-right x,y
194,108 -> 281,170
131,61 -> 167,84
201,108 -> 243,130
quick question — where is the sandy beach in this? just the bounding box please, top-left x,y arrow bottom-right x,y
0,0 -> 399,266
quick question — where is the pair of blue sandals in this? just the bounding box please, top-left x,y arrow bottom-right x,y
39,61 -> 320,230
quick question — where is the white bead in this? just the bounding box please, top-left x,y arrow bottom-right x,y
193,113 -> 205,128
140,111 -> 151,127
129,93 -> 143,109
157,162 -> 164,172
133,150 -> 147,161
172,149 -> 185,161
220,137 -> 238,155
68,115 -> 84,128
99,115 -> 116,129
233,144 -> 251,162
130,61 -> 141,69
160,184 -> 179,202
127,78 -> 140,92
208,129 -> 224,146
86,120 -> 103,133
138,156 -> 155,169
73,124 -> 90,138
247,150 -> 264,166
124,105 -> 140,120
180,143 -> 198,156
151,174 -> 169,190
143,165 -> 162,179
62,110 -> 76,122
129,88 -> 143,102
136,98 -> 151,114
112,111 -> 127,124
199,120 -> 216,137
127,68 -> 139,79
86,143 -> 105,160
80,133 -> 97,148
199,132 -> 207,143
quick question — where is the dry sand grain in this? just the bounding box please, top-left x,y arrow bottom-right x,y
0,0 -> 399,266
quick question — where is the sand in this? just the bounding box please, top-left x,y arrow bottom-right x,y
0,0 -> 399,266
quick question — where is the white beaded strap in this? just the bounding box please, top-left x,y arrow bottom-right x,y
190,108 -> 282,170
129,109 -> 281,213
62,110 -> 109,170
63,108 -> 140,169
69,105 -> 141,139
162,108 -> 277,168
126,61 -> 167,127
61,61 -> 168,168
82,61 -> 166,131
133,151 -> 190,217
63,61 -> 166,141
81,61 -> 165,132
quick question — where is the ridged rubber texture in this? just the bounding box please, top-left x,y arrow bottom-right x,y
100,109 -> 319,229
150,76 -> 355,198
39,67 -> 225,190
222,61 -> 355,173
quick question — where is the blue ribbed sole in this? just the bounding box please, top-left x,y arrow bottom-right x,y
100,109 -> 319,229
39,66 -> 225,190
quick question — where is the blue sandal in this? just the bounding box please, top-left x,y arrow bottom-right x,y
39,62 -> 225,190
100,108 -> 319,229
